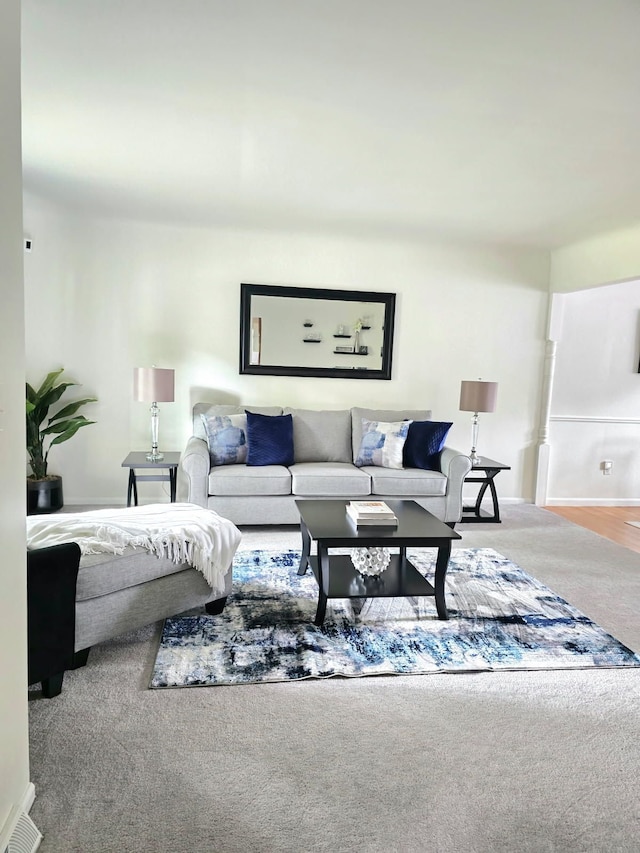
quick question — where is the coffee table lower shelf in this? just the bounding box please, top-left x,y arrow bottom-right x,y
302,551 -> 446,627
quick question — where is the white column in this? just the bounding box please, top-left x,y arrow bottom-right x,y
534,293 -> 564,506
535,339 -> 557,505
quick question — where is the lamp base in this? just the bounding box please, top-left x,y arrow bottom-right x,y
470,413 -> 481,465
146,450 -> 164,462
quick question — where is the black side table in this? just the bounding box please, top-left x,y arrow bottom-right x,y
121,451 -> 181,506
461,456 -> 511,523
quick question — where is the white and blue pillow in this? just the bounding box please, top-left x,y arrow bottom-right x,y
354,419 -> 412,469
200,413 -> 247,466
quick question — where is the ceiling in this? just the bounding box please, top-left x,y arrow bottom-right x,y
20,0 -> 640,249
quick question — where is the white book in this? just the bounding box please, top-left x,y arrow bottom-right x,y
348,500 -> 396,518
346,505 -> 398,525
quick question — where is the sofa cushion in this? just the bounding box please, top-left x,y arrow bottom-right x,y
403,420 -> 453,470
209,464 -> 292,496
290,462 -> 371,497
354,419 -> 412,469
363,466 -> 448,497
351,407 -> 432,460
246,411 -> 294,466
200,413 -> 248,465
284,408 -> 352,463
192,403 -> 283,440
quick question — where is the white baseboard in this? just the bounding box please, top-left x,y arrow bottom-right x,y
0,783 -> 42,853
545,498 -> 640,506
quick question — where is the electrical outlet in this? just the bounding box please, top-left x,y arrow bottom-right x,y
601,460 -> 613,475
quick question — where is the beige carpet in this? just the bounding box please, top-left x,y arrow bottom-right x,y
28,504 -> 640,853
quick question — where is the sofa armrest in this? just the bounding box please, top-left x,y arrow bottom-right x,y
28,542 -> 82,697
178,436 -> 210,507
439,447 -> 472,523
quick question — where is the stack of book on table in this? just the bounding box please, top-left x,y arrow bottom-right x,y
346,500 -> 398,526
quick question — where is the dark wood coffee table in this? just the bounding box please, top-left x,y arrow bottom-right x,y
295,499 -> 461,626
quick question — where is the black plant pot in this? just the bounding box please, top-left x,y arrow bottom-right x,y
27,476 -> 64,515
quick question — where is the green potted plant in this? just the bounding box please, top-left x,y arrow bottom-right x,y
26,368 -> 97,514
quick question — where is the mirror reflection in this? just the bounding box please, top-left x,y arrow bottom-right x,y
240,284 -> 395,380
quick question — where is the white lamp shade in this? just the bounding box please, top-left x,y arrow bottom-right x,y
459,380 -> 498,413
133,367 -> 175,402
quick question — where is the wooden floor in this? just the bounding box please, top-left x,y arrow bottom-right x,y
545,506 -> 640,555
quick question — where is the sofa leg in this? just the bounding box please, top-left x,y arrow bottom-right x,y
41,672 -> 64,698
72,648 -> 91,669
205,597 -> 227,615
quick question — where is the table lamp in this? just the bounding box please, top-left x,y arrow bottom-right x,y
459,379 -> 498,465
133,367 -> 175,461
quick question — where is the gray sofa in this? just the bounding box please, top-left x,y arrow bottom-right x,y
74,547 -> 233,655
179,403 -> 472,526
28,542 -> 235,695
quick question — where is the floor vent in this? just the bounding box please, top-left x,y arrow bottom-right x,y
7,812 -> 42,853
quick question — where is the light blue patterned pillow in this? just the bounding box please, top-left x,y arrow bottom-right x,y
354,419 -> 412,469
200,413 -> 247,466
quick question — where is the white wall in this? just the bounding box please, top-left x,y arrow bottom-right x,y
23,193 -> 550,507
547,279 -> 640,504
550,222 -> 640,293
0,0 -> 33,847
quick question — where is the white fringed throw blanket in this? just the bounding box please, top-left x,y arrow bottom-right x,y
26,503 -> 242,595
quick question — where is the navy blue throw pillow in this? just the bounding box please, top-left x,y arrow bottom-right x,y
245,411 -> 294,466
402,421 -> 452,470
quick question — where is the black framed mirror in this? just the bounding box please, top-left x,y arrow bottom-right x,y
239,283 -> 396,379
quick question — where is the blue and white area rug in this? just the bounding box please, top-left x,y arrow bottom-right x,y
150,548 -> 640,688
